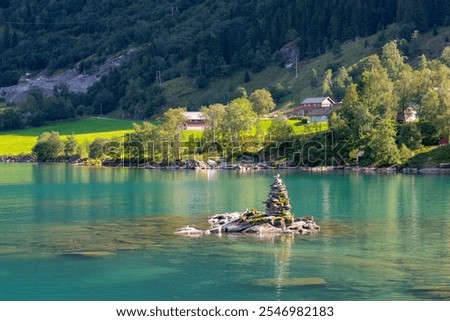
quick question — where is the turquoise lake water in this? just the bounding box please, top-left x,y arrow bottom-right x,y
0,163 -> 449,301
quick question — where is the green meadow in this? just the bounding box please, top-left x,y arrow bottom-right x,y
0,118 -> 137,156
258,119 -> 328,136
0,117 -> 328,156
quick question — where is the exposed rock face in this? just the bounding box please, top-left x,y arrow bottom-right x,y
0,49 -> 135,103
177,174 -> 320,236
280,43 -> 299,65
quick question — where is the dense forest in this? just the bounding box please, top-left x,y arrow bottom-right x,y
0,0 -> 450,124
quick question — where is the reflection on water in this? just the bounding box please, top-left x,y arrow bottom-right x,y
0,163 -> 449,300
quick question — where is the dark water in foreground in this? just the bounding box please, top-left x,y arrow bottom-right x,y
0,163 -> 449,300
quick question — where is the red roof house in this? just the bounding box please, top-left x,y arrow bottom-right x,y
287,97 -> 338,121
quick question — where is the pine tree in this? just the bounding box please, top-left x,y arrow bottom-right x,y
322,69 -> 333,96
381,41 -> 406,80
310,68 -> 319,89
11,31 -> 18,47
244,70 -> 251,83
2,24 -> 10,49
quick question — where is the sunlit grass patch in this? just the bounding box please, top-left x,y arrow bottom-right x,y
0,117 -> 137,156
407,145 -> 450,166
0,117 -> 329,156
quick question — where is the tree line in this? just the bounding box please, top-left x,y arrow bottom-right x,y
326,42 -> 450,166
31,88 -> 280,163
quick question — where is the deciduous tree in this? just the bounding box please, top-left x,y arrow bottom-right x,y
200,103 -> 226,142
360,64 -> 396,118
249,89 -> 276,116
365,118 -> 400,166
222,97 -> 257,142
159,108 -> 187,160
0,108 -> 23,130
89,138 -> 111,159
268,117 -> 293,141
63,134 -> 78,157
32,132 -> 64,161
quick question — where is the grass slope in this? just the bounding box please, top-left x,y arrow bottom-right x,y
162,35 -> 376,110
407,145 -> 450,166
163,26 -> 450,111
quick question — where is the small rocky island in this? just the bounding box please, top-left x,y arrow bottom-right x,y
176,174 -> 320,236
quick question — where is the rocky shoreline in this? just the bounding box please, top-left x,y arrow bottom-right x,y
1,156 -> 450,173
176,174 -> 321,236
0,155 -> 35,163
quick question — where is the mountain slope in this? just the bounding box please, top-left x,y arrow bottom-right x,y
163,25 -> 450,110
0,0 -> 449,120
2,0 -> 448,85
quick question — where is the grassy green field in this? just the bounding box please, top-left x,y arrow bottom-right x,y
0,117 -> 329,156
0,117 -> 138,156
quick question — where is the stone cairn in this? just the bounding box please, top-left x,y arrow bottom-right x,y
176,174 -> 320,236
264,174 -> 293,221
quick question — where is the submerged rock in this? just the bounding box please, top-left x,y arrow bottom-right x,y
252,277 -> 327,287
0,246 -> 25,255
175,226 -> 204,236
177,175 -> 320,236
410,285 -> 450,300
60,251 -> 115,258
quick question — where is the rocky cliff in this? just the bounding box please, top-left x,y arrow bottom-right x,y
0,49 -> 135,103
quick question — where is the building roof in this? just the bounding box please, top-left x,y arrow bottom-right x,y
300,97 -> 335,105
290,105 -> 312,113
183,111 -> 206,121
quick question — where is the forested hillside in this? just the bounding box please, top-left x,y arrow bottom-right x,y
0,0 -> 449,123
2,0 -> 448,83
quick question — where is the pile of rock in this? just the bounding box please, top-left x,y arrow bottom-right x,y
181,159 -> 220,169
203,211 -> 319,235
264,174 -> 293,220
176,174 -> 320,236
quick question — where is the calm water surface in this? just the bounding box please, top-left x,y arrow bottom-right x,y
0,163 -> 449,300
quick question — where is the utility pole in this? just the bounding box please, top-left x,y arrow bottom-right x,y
171,6 -> 178,17
156,71 -> 162,85
295,55 -> 298,79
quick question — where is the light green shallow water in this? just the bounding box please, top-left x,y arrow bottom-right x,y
0,163 -> 449,300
